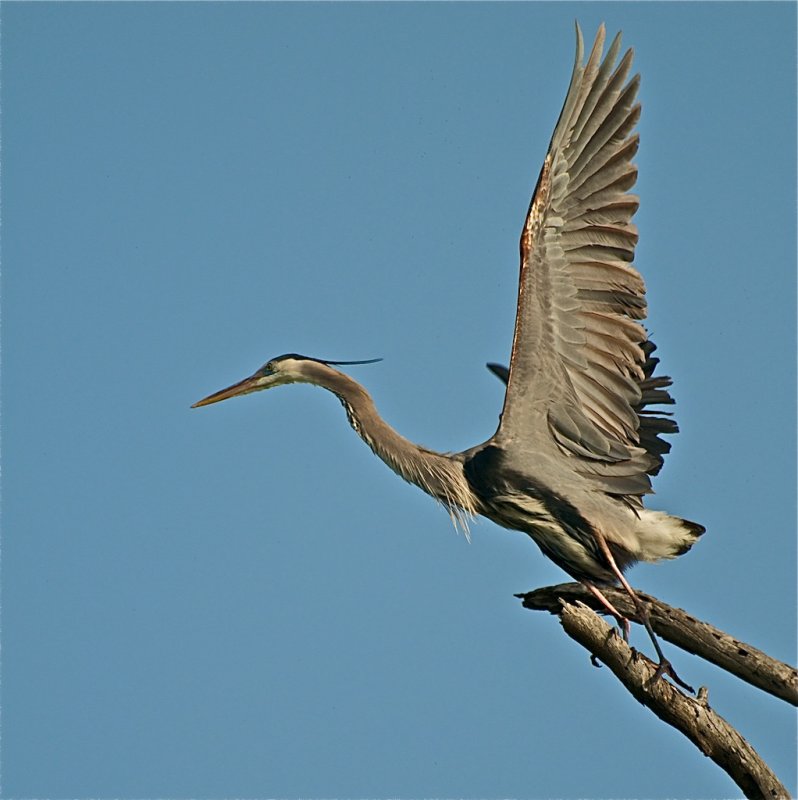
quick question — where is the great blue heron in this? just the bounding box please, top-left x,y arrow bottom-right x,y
193,24 -> 704,690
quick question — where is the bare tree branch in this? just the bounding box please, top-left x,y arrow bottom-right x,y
519,583 -> 798,706
552,600 -> 790,800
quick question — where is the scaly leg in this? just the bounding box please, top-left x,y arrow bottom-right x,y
592,531 -> 694,694
582,580 -> 631,642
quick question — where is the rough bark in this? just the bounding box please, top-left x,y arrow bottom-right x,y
516,586 -> 795,799
519,583 -> 798,705
554,602 -> 790,799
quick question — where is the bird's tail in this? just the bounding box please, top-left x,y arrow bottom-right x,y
635,509 -> 705,562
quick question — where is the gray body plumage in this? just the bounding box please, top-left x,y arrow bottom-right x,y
194,24 -> 704,594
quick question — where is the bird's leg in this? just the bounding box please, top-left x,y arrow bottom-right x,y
593,531 -> 694,694
581,580 -> 631,641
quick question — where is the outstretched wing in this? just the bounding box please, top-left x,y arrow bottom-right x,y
488,339 -> 678,479
493,24 -> 664,501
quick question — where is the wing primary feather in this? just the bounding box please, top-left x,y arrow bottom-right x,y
570,132 -> 640,198
571,31 -> 624,145
547,23 -> 589,156
570,74 -> 640,181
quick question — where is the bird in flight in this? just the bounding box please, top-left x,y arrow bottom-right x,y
194,23 -> 703,690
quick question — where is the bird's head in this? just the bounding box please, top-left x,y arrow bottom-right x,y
191,354 -> 381,408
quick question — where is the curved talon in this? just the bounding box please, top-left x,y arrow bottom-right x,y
590,654 -> 603,669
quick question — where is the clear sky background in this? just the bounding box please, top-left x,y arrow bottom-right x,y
3,2 -> 796,798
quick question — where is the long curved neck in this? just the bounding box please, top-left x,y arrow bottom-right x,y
302,362 -> 476,520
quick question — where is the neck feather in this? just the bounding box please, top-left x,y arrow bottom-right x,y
303,363 -> 477,525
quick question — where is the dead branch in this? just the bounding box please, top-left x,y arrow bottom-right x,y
519,583 -> 798,706
553,600 -> 790,800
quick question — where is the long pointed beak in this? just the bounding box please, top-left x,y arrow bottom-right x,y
191,375 -> 262,408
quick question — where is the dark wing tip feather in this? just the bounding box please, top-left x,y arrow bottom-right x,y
486,363 -> 510,383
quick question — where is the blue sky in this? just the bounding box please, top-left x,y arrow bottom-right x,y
3,2 -> 796,798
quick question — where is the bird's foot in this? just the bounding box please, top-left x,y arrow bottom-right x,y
590,654 -> 602,669
651,657 -> 694,694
